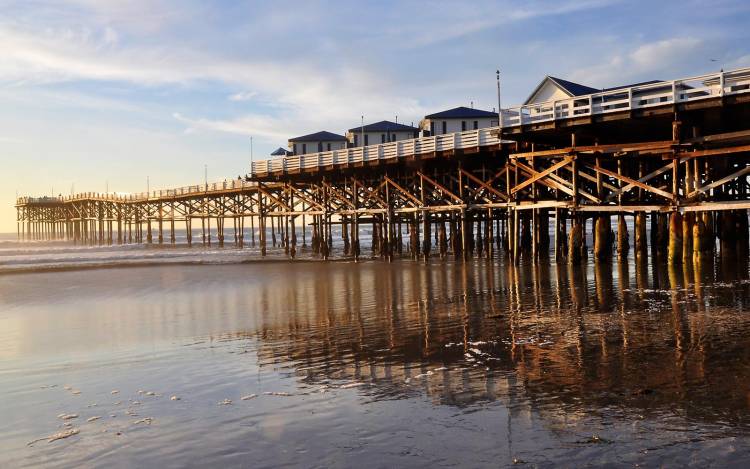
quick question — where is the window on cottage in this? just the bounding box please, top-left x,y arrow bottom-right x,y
293,144 -> 297,155
354,135 -> 358,146
461,121 -> 466,131
430,121 -> 435,135
381,134 -> 386,143
318,142 -> 323,152
473,121 -> 478,130
302,143 -> 307,154
442,121 -> 447,134
327,143 -> 331,151
392,134 -> 396,142
364,135 -> 369,145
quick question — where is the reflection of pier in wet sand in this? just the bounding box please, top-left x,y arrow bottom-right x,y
5,255 -> 750,466
198,257 -> 750,433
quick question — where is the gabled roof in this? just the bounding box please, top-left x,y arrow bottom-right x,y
424,106 -> 497,119
348,120 -> 419,133
289,131 -> 347,142
549,76 -> 600,96
524,76 -> 599,104
525,76 -> 665,105
270,147 -> 290,156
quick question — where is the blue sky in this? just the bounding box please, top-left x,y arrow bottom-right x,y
2,0 -> 750,231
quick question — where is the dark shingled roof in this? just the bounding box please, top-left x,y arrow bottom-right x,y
602,80 -> 663,92
525,76 -> 664,104
548,76 -> 600,96
424,106 -> 498,119
270,147 -> 290,156
348,120 -> 419,133
289,131 -> 347,142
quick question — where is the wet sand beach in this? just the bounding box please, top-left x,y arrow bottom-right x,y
2,239 -> 750,467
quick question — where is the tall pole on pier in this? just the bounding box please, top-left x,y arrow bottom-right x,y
361,115 -> 364,147
496,69 -> 502,131
204,164 -> 208,190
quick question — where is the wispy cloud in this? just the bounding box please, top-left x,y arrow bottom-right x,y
173,112 -> 291,141
229,91 -> 258,102
391,0 -> 620,48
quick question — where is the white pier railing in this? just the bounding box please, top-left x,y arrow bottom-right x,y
251,67 -> 750,176
501,67 -> 750,127
252,126 -> 502,176
17,179 -> 259,205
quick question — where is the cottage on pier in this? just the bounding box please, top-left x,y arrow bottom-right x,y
524,76 -> 600,104
270,147 -> 292,157
288,131 -> 347,155
346,120 -> 420,147
422,106 -> 499,135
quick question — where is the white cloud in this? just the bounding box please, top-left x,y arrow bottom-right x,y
0,19 -> 430,142
229,91 -> 258,102
172,112 -> 291,141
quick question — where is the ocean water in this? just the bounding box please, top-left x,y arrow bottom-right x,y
2,232 -> 750,467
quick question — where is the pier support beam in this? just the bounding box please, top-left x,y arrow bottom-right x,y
668,212 -> 683,265
568,217 -> 583,265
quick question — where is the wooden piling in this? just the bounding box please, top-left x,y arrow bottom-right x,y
594,215 -> 611,261
668,212 -> 683,265
635,212 -> 647,259
568,218 -> 583,265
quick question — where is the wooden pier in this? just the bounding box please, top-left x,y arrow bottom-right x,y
15,67 -> 750,264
